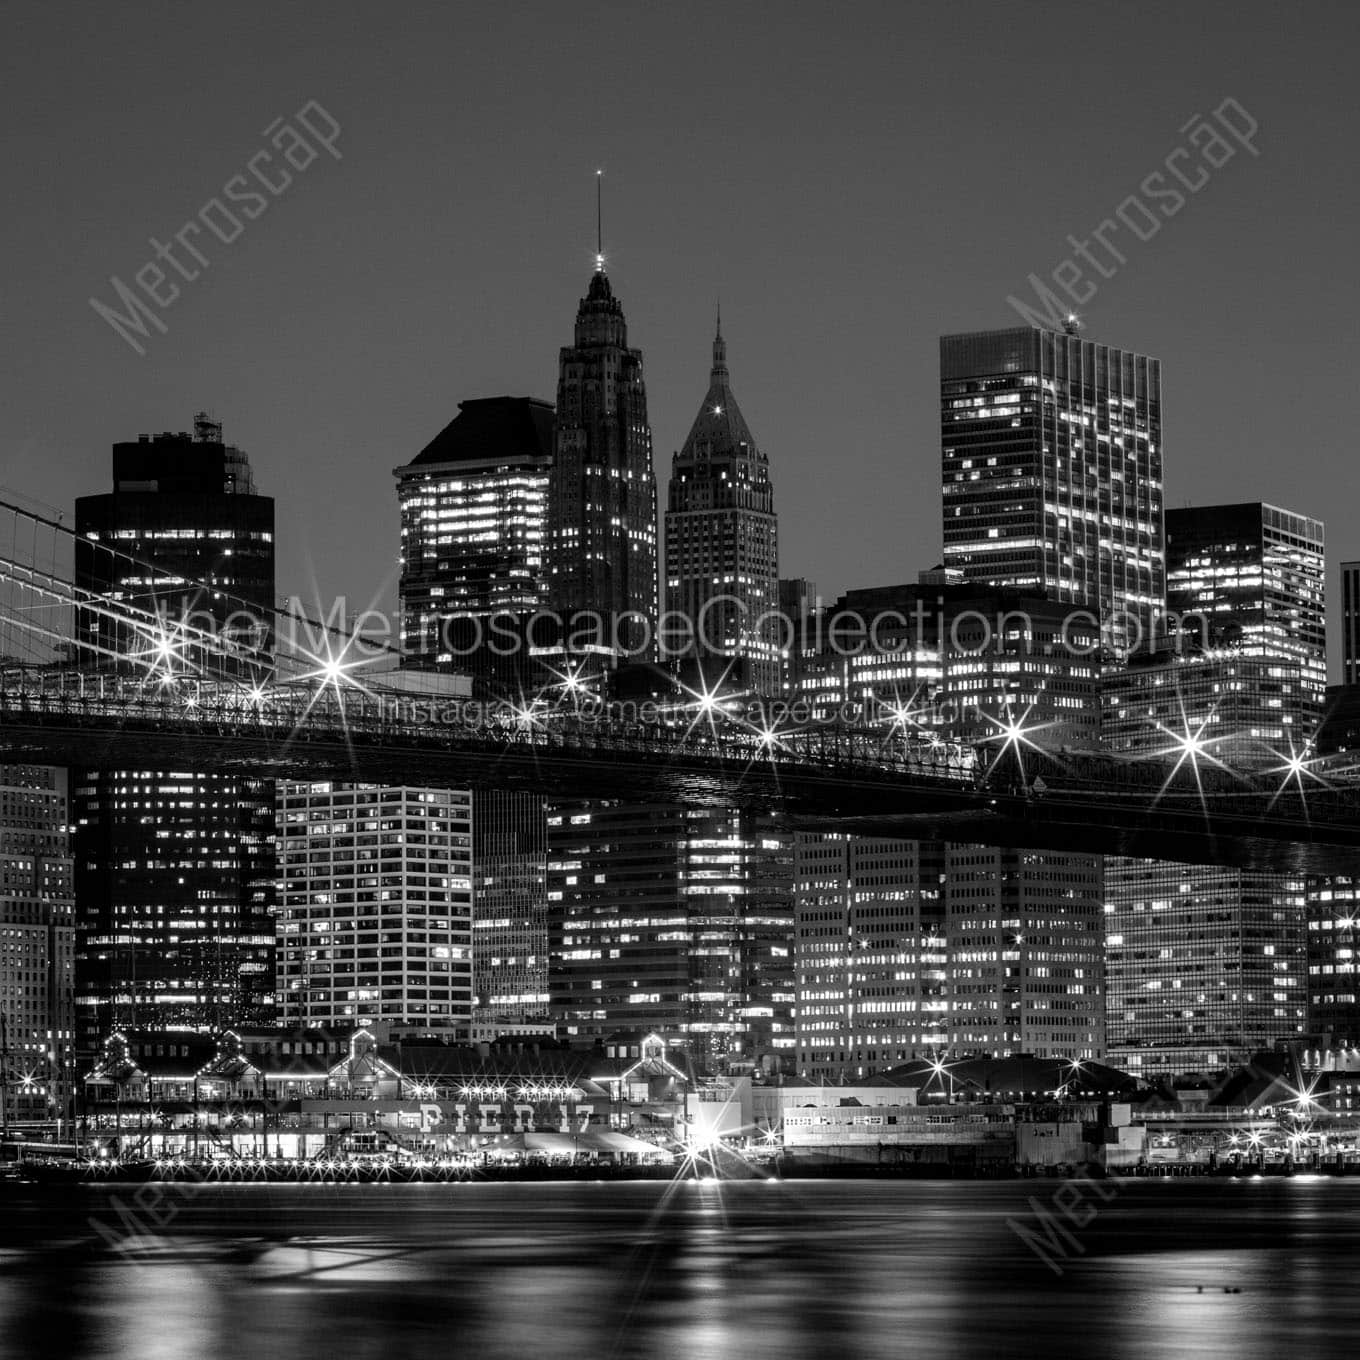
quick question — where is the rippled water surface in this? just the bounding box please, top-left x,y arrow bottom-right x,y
3,1177 -> 1359,1359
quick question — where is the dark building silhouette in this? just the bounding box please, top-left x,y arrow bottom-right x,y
546,261 -> 657,661
665,316 -> 779,694
72,416 -> 276,1052
0,764 -> 74,1123
1342,562 -> 1360,688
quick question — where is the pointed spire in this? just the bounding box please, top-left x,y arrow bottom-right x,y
711,301 -> 728,383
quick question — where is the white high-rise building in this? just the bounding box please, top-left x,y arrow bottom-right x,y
277,783 -> 474,1035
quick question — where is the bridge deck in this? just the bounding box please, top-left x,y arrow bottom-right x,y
2,682 -> 1358,872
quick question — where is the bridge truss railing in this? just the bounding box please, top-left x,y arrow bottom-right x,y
0,665 -> 981,783
2,664 -> 1359,838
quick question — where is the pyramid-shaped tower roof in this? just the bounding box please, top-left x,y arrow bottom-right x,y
678,312 -> 760,461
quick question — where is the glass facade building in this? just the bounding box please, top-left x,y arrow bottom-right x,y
394,396 -> 553,670
548,802 -> 794,1069
1105,859 -> 1306,1079
1102,652 -> 1311,765
945,844 -> 1105,1060
1166,502 -> 1326,716
471,789 -> 549,1022
794,835 -> 947,1082
941,326 -> 1163,654
790,583 -> 1105,1065
1103,656 -> 1311,1077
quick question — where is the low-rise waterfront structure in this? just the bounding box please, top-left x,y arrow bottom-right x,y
81,1024 -> 688,1162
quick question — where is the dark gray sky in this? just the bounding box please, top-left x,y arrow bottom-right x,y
3,1 -> 1356,667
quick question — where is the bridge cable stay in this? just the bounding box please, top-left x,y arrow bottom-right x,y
0,495 -> 407,692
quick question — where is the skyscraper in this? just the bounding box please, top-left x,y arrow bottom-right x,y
72,417 -> 276,1051
1305,874 -> 1360,1048
471,789 -> 549,1023
548,802 -> 794,1069
1102,652 -> 1311,764
394,396 -> 553,672
1102,650 -> 1313,1078
937,595 -> 1105,1062
1166,503 -> 1326,717
793,835 -> 946,1082
941,325 -> 1164,653
276,782 -> 474,1034
392,397 -> 552,1033
789,582 -> 1105,1064
777,577 -> 818,695
664,318 -> 780,693
0,765 -> 74,1125
546,261 -> 657,659
1104,857 -> 1306,1078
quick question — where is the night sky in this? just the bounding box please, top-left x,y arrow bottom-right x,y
2,0 -> 1356,668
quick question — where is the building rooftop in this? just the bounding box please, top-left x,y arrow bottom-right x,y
403,396 -> 554,471
676,318 -> 759,464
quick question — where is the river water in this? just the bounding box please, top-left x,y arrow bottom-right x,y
3,1176 -> 1359,1359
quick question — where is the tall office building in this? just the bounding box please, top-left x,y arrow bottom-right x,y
277,783 -> 474,1034
664,319 -> 780,693
1104,859 -> 1306,1079
1305,875 -> 1360,1049
941,325 -> 1164,653
394,396 -> 553,671
1,765 -> 75,1124
1102,652 -> 1312,763
73,418 -> 276,1052
391,398 -> 552,1031
938,328 -> 1158,1060
548,803 -> 794,1069
938,595 -> 1104,1062
944,845 -> 1105,1061
1306,560 -> 1359,1049
789,583 -> 1105,1064
793,836 -> 947,1082
1104,501 -> 1324,1078
471,790 -> 549,1022
1103,659 -> 1309,1078
1166,503 -> 1326,717
546,260 -> 657,659
777,577 -> 818,695
1342,562 -> 1360,688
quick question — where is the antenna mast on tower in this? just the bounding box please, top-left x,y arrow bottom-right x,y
595,170 -> 604,271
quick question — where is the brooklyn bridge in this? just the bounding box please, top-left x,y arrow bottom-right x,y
1,495 -> 1356,874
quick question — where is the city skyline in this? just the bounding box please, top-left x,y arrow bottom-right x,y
6,5 -> 1360,1350
3,2 -> 1358,676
